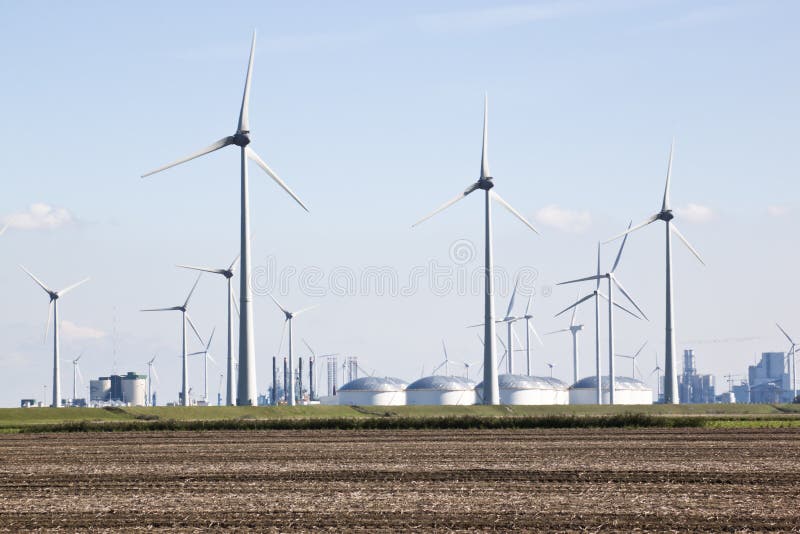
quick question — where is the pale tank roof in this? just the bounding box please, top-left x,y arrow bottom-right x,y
476,374 -> 569,391
406,375 -> 476,391
339,376 -> 408,392
571,376 -> 652,391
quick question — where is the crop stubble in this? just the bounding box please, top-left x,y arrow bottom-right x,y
0,428 -> 799,531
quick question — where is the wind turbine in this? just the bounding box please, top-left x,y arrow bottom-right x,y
545,290 -> 584,384
189,328 -> 216,405
178,254 -> 240,406
269,295 -> 317,406
146,355 -> 159,407
141,32 -> 309,406
302,339 -> 338,400
20,266 -> 89,408
413,95 -> 539,405
604,141 -> 705,404
616,341 -> 648,379
649,349 -> 663,402
545,362 -> 556,378
520,294 -> 543,376
141,274 -> 204,406
776,323 -> 797,400
495,278 -> 526,374
554,245 -> 639,404
559,223 -> 647,404
71,353 -> 84,403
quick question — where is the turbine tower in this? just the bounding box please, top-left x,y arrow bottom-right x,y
178,254 -> 240,405
21,266 -> 89,408
520,294 -> 543,376
146,355 -> 158,407
142,32 -> 310,406
71,353 -> 83,403
269,295 -> 317,406
604,141 -> 704,404
189,328 -> 216,405
413,95 -> 539,404
141,275 -> 204,406
776,323 -> 797,400
545,292 -> 584,384
559,223 -> 647,404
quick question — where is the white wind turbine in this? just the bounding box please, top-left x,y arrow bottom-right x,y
616,341 -> 648,379
554,245 -> 640,404
142,32 -> 309,406
21,266 -> 90,408
141,275 -> 204,406
776,323 -> 797,400
269,295 -> 317,406
71,353 -> 84,403
649,349 -> 663,401
415,96 -> 539,404
559,223 -> 647,404
545,290 -> 584,384
520,294 -> 544,376
189,328 -> 216,405
497,279 -> 525,375
604,141 -> 705,404
178,254 -> 240,406
146,355 -> 159,407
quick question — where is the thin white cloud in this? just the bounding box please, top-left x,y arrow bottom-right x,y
61,321 -> 106,341
652,4 -> 752,30
767,205 -> 789,217
535,205 -> 592,233
674,203 -> 714,223
3,203 -> 73,231
416,0 -> 643,33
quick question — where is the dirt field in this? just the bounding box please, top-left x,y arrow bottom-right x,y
1,429 -> 799,531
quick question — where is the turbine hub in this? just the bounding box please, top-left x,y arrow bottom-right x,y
233,132 -> 251,147
658,210 -> 674,222
477,178 -> 494,190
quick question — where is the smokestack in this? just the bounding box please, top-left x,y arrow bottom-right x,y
283,357 -> 288,403
309,356 -> 315,400
272,356 -> 277,405
298,357 -> 304,403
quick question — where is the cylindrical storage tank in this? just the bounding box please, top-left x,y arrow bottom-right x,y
90,377 -> 111,402
475,374 -> 569,405
569,376 -> 653,405
121,373 -> 147,406
405,376 -> 477,405
338,377 -> 407,406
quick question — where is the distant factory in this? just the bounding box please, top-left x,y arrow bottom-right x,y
90,372 -> 147,407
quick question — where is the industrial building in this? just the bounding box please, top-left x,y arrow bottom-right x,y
569,376 -> 653,405
748,352 -> 792,403
337,376 -> 407,406
405,376 -> 477,405
476,375 -> 570,405
89,372 -> 147,406
678,349 -> 716,404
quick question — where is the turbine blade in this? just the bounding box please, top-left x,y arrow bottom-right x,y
182,274 -> 202,310
634,341 -> 649,358
228,254 -> 241,273
268,294 -> 289,315
466,322 -> 485,329
44,300 -> 53,343
302,338 -> 316,356
238,31 -> 257,133
481,93 -> 490,179
176,264 -> 227,276
506,276 -> 520,319
662,139 -> 674,212
207,353 -> 217,365
554,293 -> 594,318
557,274 -> 603,286
544,329 -> 570,335
496,334 -> 507,352
206,327 -> 216,351
141,136 -> 235,178
412,182 -> 480,227
603,214 -> 659,244
276,321 -> 287,356
570,289 -> 579,326
776,323 -> 795,345
524,294 -> 532,317
442,339 -> 449,362
57,277 -> 90,297
597,292 -> 641,320
611,221 -> 633,273
293,304 -> 318,317
528,322 -> 544,346
247,147 -> 309,212
140,307 -> 182,312
612,277 -> 648,321
20,265 -> 52,295
185,314 -> 204,345
671,224 -> 705,265
151,366 -> 160,384
491,192 -> 540,234
232,293 -> 240,319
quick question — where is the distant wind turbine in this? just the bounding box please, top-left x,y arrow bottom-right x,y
21,266 -> 89,408
616,341 -> 648,379
546,290 -> 584,384
559,223 -> 647,404
178,254 -> 240,406
141,31 -> 310,406
413,95 -> 539,404
141,274 -> 204,406
776,323 -> 797,399
269,295 -> 317,406
146,355 -> 159,407
520,294 -> 543,376
189,328 -> 216,405
603,140 -> 705,404
71,353 -> 84,403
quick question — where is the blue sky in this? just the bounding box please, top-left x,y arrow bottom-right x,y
1,0 -> 798,406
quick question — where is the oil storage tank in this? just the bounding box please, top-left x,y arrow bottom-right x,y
569,376 -> 653,405
405,376 -> 477,405
338,377 -> 407,406
90,377 -> 111,402
476,374 -> 569,405
121,372 -> 147,406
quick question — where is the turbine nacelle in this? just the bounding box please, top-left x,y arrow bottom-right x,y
658,210 -> 674,222
477,178 -> 494,190
232,132 -> 251,147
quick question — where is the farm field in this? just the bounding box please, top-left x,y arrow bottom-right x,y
1,428 -> 799,531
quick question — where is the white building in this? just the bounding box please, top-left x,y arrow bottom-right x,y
569,376 -> 653,405
337,377 -> 407,406
476,374 -> 570,405
122,373 -> 147,406
405,376 -> 477,406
